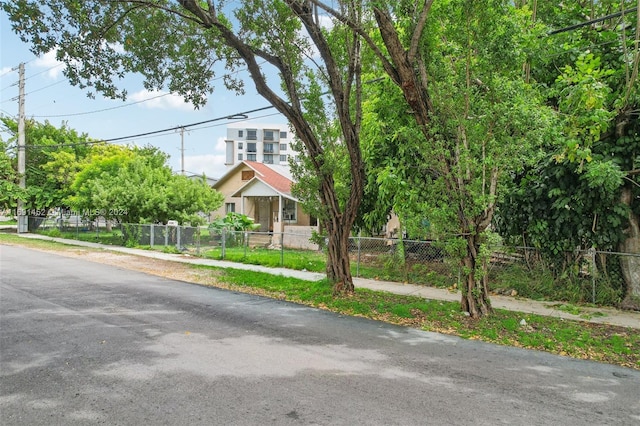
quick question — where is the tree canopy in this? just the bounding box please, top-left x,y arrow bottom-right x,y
0,116 -> 93,213
496,0 -> 640,309
67,145 -> 224,225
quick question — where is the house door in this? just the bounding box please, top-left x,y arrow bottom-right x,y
258,199 -> 271,232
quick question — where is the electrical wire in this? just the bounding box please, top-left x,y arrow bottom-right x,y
25,63 -> 64,81
547,7 -> 638,36
31,92 -> 172,118
19,105 -> 278,149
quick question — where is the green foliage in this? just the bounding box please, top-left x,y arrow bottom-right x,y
360,1 -> 555,258
68,145 -> 223,224
209,212 -> 261,233
0,139 -> 24,211
0,116 -> 93,213
496,1 -> 640,272
552,52 -> 616,165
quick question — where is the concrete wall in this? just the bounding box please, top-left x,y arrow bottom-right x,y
283,225 -> 320,251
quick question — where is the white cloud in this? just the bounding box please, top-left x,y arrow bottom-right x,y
214,136 -> 226,152
182,154 -> 228,179
130,89 -> 199,112
0,66 -> 15,77
177,137 -> 228,178
33,50 -> 64,79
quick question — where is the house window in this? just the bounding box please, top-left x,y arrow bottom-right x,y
238,142 -> 243,149
282,198 -> 296,221
264,154 -> 274,164
264,130 -> 274,140
247,142 -> 257,153
280,131 -> 287,138
247,129 -> 257,140
238,153 -> 243,161
247,154 -> 257,161
279,144 -> 287,151
264,143 -> 274,153
242,170 -> 255,180
238,130 -> 244,137
279,154 -> 288,162
225,203 -> 236,213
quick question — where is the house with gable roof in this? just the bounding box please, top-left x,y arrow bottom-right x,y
211,161 -> 318,248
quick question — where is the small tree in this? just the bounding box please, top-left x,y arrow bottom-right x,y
0,117 -> 92,220
68,145 -> 224,224
209,212 -> 261,233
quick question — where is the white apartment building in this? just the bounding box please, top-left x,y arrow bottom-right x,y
225,123 -> 298,168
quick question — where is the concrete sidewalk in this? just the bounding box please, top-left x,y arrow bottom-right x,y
11,233 -> 640,329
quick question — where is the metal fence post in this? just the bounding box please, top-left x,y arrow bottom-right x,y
164,224 -> 169,247
280,232 -> 284,266
150,224 -> 154,248
221,228 -> 226,259
590,247 -> 596,304
357,231 -> 361,277
196,226 -> 201,256
177,226 -> 181,250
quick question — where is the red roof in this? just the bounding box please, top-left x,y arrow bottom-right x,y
244,161 -> 293,196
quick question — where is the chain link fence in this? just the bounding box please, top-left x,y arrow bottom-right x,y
28,217 -> 637,307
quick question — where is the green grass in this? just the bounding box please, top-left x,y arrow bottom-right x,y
2,232 -> 637,370
490,264 -> 624,307
203,246 -> 327,272
0,219 -> 17,225
35,228 -> 125,245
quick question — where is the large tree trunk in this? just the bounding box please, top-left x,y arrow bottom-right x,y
620,187 -> 640,311
325,218 -> 354,294
460,233 -> 492,318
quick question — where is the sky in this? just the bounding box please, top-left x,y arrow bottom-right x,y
0,12 -> 290,179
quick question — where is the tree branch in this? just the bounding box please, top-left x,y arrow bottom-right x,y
306,0 -> 399,81
408,0 -> 434,61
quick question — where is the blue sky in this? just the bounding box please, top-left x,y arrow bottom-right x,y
0,12 -> 289,179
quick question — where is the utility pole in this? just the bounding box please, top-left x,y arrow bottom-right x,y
180,126 -> 185,176
17,62 -> 27,233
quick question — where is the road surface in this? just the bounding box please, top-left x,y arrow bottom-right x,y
1,245 -> 639,425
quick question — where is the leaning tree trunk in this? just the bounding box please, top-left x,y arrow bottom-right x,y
620,187 -> 640,311
460,233 -> 492,318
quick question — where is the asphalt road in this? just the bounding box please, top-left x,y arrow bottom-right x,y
1,245 -> 639,426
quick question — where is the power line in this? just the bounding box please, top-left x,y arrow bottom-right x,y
21,105 -> 278,149
25,63 -> 64,81
101,111 -> 284,145
102,105 -> 275,143
22,80 -> 65,97
548,7 -> 638,36
31,92 -> 172,118
0,58 -> 44,88
1,80 -> 66,103
0,68 -> 15,78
